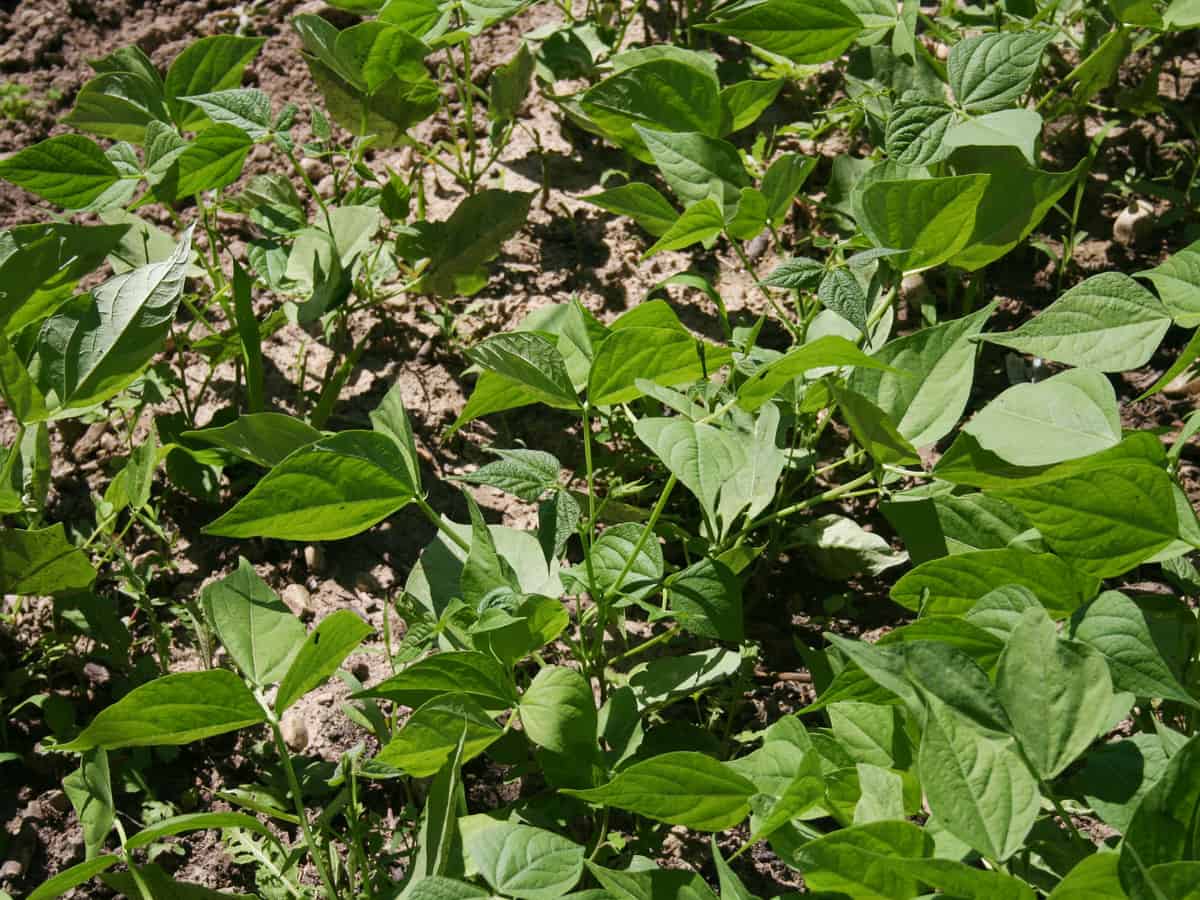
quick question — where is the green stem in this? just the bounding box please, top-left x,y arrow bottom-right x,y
609,624 -> 681,666
416,496 -> 471,553
731,240 -> 802,339
742,469 -> 876,533
113,820 -> 155,900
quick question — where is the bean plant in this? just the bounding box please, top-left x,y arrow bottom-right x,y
3,0 -> 1200,898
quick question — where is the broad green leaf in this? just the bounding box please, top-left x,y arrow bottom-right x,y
460,817 -> 585,900
848,303 -> 994,447
818,267 -> 868,333
1066,28 -> 1131,105
468,331 -> 579,409
376,693 -> 503,776
948,31 -> 1052,112
828,702 -> 903,768
0,135 -> 122,209
1047,852 -> 1125,899
644,197 -> 724,257
834,385 -> 921,466
738,334 -> 895,411
275,609 -> 373,713
370,380 -> 423,489
1139,238 -> 1200,326
725,187 -> 769,241
0,523 -> 97,596
635,127 -> 752,217
1072,591 -> 1197,705
885,91 -> 955,166
891,549 -> 1099,617
715,403 -> 786,534
698,0 -> 863,64
34,228 -> 193,416
62,70 -> 168,144
582,59 -> 722,160
720,78 -> 784,134
164,35 -> 267,128
60,670 -> 265,751
460,448 -> 560,502
181,88 -> 273,137
0,334 -> 47,424
335,21 -> 430,91
790,820 -> 929,900
998,462 -> 1178,577
881,490 -> 1033,565
565,751 -> 756,830
964,585 -> 1044,640
124,811 -> 274,849
1166,0 -> 1200,28
586,861 -> 718,900
183,413 -> 322,468
174,123 -> 255,197
203,431 -> 418,541
489,43 -> 534,124
858,174 -> 990,273
405,879 -> 490,900
589,300 -> 732,406
519,665 -> 597,755
891,857 -> 1035,900
943,109 -> 1044,166
996,607 -> 1113,778
1071,732 -> 1171,834
358,651 -> 514,708
635,416 -> 745,530
62,750 -> 114,859
964,368 -> 1120,466
27,855 -> 120,900
201,557 -> 306,686
980,272 -> 1172,372
104,425 -> 157,514
1119,734 -> 1200,899
584,183 -> 678,236
796,515 -> 907,579
918,695 -> 1040,861
668,557 -> 744,642
627,647 -> 742,710
569,522 -> 663,600
761,153 -> 816,226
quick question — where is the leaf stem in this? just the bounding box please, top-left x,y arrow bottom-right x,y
416,496 -> 471,553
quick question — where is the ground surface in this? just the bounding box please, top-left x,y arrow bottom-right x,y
2,1 -> 1199,896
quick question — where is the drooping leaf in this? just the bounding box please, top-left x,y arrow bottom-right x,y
275,610 -> 373,713
644,197 -> 725,257
789,820 -> 930,899
635,127 -> 752,217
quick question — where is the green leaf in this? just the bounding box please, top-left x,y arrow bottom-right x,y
796,515 -> 907,580
359,651 -> 515,708
712,837 -> 761,900
943,108 -> 1044,165
27,855 -> 120,900
275,609 -> 372,713
918,695 -> 1040,861
405,879 -> 490,900
1071,732 -> 1170,835
565,751 -> 756,830
203,431 -> 419,541
460,817 -> 585,900
948,31 -> 1052,112
0,523 -> 97,596
858,173 -> 990,273
698,0 -> 863,64
376,693 -> 503,776
790,820 -> 929,900
581,59 -> 722,160
0,135 -> 122,209
963,368 -> 1120,466
1066,28 -> 1131,105
588,300 -> 732,406
834,385 -> 921,466
468,331 -> 580,409
881,490 -> 1033,565
996,607 -> 1113,778
0,333 -> 47,425
738,334 -> 895,412
584,183 -> 679,237
1165,0 -> 1200,28
848,303 -> 994,447
183,413 -> 322,468
460,448 -> 560,503
181,88 -> 273,138
62,750 -> 114,859
34,228 -> 193,416
174,123 -> 254,197
1072,591 -> 1198,705
891,857 -> 1036,900
63,71 -> 169,144
980,272 -> 1172,372
644,197 -> 725,257
124,811 -> 275,849
634,127 -> 752,217
1049,854 -> 1126,900
891,549 -> 1099,617
164,35 -> 267,128
885,91 -> 955,166
370,380 -> 423,490
335,21 -> 430,91
667,557 -> 743,641
570,522 -> 663,600
1119,734 -> 1200,899
586,860 -> 718,900
817,267 -> 869,333
998,462 -> 1178,577
201,557 -> 306,686
720,78 -> 784,135
60,670 -> 265,751
519,665 -> 597,755
627,647 -> 742,709
1139,238 -> 1200,327
489,44 -> 535,124
635,416 -> 746,531
761,153 -> 816,226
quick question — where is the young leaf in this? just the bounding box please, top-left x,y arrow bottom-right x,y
489,43 -> 535,124
720,78 -> 784,135
584,183 -> 679,237
468,331 -> 580,410
201,557 -> 306,687
980,272 -> 1172,372
644,197 -> 724,257
358,651 -> 516,708
635,416 -> 746,531
181,88 -> 274,138
370,380 -> 424,490
996,607 -> 1113,779
60,670 -> 265,751
564,751 -> 756,830
519,665 -> 597,756
410,190 -> 532,297
817,267 -> 868,333
885,91 -> 955,166
891,549 -> 1099,617
174,123 -> 255,197
203,431 -> 419,541
460,448 -> 561,502
761,153 -> 816,226
963,368 -> 1121,466
0,135 -> 122,209
568,521 -> 663,600
858,173 -> 990,273
948,31 -> 1052,113
62,750 -> 114,860
0,523 -> 97,596
459,818 -> 585,900
1138,238 -> 1200,327
376,694 -> 503,776
634,127 -> 752,216
667,557 -> 744,642
737,335 -> 894,411
34,228 -> 193,416
27,856 -> 120,900
698,0 -> 863,63
275,609 -> 373,713
183,413 -> 322,468
1071,591 -> 1198,706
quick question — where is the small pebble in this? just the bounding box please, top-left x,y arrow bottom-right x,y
280,712 -> 309,752
351,661 -> 371,683
282,584 -> 314,620
1113,198 -> 1154,247
304,544 -> 326,574
299,157 -> 323,180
